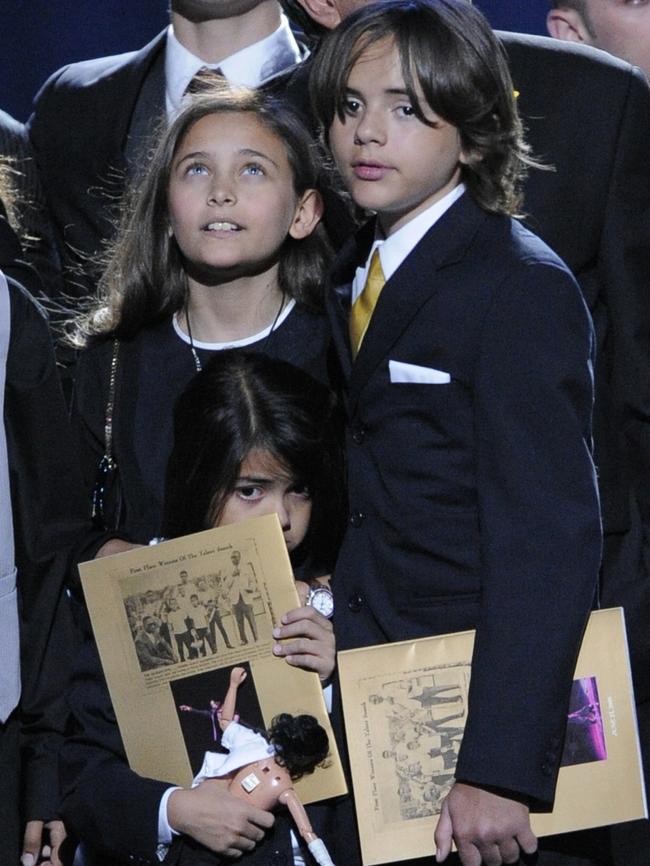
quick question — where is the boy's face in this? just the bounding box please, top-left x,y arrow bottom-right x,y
329,39 -> 467,236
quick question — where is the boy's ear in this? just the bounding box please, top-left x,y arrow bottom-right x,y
294,0 -> 343,31
546,7 -> 594,46
289,189 -> 324,240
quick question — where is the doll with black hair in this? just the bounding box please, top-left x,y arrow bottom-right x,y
192,667 -> 335,866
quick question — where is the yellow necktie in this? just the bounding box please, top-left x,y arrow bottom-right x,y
350,249 -> 385,358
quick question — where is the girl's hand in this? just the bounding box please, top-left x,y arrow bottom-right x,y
272,605 -> 335,683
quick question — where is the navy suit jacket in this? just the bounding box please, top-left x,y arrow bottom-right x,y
269,30 -> 650,710
328,194 -> 601,808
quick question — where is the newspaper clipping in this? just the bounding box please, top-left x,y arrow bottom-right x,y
338,608 -> 646,865
80,513 -> 346,804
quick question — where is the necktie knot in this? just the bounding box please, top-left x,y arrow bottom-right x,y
185,66 -> 225,96
350,249 -> 386,358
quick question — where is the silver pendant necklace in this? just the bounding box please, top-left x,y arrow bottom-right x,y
184,291 -> 287,374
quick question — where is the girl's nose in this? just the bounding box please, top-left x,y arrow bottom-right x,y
207,179 -> 236,206
275,497 -> 291,532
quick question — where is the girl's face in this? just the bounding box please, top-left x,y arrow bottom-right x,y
167,112 -> 320,284
215,449 -> 312,553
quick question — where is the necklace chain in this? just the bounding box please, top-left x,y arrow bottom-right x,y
184,292 -> 286,374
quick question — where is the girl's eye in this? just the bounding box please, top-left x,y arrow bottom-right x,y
185,162 -> 209,176
290,483 -> 311,500
242,163 -> 265,176
235,485 -> 264,501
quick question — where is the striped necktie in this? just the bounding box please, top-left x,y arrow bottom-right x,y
185,66 -> 225,96
350,249 -> 386,358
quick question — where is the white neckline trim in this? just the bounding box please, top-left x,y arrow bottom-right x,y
172,299 -> 295,350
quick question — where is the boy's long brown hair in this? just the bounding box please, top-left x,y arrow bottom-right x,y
310,0 -> 533,217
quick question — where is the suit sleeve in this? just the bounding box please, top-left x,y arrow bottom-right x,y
60,636 -> 174,864
455,259 -> 602,807
599,68 -> 650,530
5,279 -> 90,820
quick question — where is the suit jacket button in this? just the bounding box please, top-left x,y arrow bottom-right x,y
349,510 -> 365,527
348,592 -> 363,612
269,852 -> 288,866
541,762 -> 553,777
352,426 -> 366,444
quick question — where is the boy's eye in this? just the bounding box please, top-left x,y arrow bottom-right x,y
342,97 -> 362,116
396,104 -> 416,118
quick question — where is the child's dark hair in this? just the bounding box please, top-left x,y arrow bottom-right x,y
310,0 -> 532,216
69,85 -> 331,346
268,713 -> 329,781
162,350 -> 345,572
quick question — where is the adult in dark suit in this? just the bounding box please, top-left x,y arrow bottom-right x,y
27,0 -> 306,303
0,209 -> 92,865
277,3 -> 650,858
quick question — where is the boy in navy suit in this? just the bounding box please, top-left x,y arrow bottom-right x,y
310,2 -> 602,864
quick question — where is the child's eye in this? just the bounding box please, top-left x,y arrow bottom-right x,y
396,104 -> 416,118
235,484 -> 264,501
342,97 -> 362,116
185,162 -> 209,176
290,483 -> 311,500
241,163 -> 265,177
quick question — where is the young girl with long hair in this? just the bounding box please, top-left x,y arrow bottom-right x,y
69,85 -> 333,546
60,351 -> 345,866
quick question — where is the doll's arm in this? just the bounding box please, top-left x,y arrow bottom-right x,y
219,667 -> 247,731
278,789 -> 335,866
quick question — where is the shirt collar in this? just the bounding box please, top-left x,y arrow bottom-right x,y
165,15 -> 302,119
352,184 -> 465,302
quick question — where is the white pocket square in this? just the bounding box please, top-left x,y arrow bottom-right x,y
389,360 -> 451,384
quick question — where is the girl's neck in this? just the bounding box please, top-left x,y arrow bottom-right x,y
180,271 -> 286,344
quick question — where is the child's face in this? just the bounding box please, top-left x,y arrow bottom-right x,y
329,39 -> 467,236
216,449 -> 312,553
168,112 -> 318,284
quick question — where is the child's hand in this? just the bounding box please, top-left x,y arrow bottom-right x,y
434,781 -> 537,865
272,605 -> 335,683
168,779 -> 274,857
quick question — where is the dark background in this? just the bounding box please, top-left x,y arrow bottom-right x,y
2,1 -> 549,122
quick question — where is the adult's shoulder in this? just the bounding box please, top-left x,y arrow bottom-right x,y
497,29 -> 646,97
0,108 -> 24,142
31,30 -> 167,107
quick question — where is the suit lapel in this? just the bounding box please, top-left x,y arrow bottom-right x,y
124,43 -> 167,177
326,221 -> 376,382
347,195 -> 487,408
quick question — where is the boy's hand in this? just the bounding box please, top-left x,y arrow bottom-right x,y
434,782 -> 537,866
272,605 -> 335,683
22,819 -> 66,866
168,779 -> 274,857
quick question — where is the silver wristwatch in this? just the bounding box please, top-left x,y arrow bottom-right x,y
306,583 -> 334,619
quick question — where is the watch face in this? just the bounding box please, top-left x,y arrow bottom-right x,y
310,587 -> 334,618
